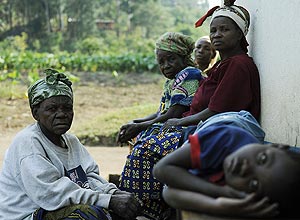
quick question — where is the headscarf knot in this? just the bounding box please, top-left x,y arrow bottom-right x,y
195,1 -> 250,36
28,68 -> 73,108
44,68 -> 72,87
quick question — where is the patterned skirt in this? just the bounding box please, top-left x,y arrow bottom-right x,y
33,204 -> 112,220
119,124 -> 183,220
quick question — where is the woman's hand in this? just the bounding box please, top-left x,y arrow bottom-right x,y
117,123 -> 147,143
162,118 -> 182,131
215,193 -> 279,218
109,190 -> 142,220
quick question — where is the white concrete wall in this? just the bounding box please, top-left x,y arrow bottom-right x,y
236,0 -> 300,146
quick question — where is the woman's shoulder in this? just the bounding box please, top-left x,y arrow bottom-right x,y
6,124 -> 48,161
224,54 -> 256,66
176,66 -> 202,81
12,123 -> 40,143
214,54 -> 258,74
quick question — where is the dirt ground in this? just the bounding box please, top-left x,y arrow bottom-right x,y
0,72 -> 163,180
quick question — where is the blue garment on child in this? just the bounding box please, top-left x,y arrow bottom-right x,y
196,110 -> 265,143
179,110 -> 265,148
190,124 -> 260,179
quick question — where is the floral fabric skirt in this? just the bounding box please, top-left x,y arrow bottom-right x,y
119,124 -> 183,220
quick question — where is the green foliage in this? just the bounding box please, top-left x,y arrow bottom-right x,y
0,50 -> 158,83
76,37 -> 103,55
0,32 -> 28,53
37,32 -> 63,53
0,0 -> 211,83
0,0 -> 210,52
65,0 -> 99,39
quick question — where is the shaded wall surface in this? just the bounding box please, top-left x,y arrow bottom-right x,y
238,0 -> 300,146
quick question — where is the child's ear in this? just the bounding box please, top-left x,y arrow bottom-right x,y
31,106 -> 39,121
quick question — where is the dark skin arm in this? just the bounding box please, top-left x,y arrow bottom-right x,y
153,143 -> 279,218
132,113 -> 158,123
153,142 -> 243,198
162,108 -> 217,130
163,187 -> 279,218
118,104 -> 188,143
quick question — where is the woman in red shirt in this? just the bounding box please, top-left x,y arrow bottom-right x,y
163,1 -> 260,132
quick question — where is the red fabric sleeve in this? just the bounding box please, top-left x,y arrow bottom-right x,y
189,134 -> 201,169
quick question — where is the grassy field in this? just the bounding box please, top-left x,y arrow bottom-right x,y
0,72 -> 164,146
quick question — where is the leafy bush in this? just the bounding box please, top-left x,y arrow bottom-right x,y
76,37 -> 103,55
0,32 -> 28,53
0,34 -> 160,84
0,51 -> 158,84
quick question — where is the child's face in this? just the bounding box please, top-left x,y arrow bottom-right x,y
156,49 -> 186,79
223,143 -> 298,200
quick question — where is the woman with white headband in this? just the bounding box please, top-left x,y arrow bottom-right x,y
163,0 -> 260,130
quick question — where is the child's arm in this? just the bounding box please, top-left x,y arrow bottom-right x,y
163,186 -> 279,218
153,143 -> 243,198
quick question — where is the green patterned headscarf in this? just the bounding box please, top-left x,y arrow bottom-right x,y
28,68 -> 73,108
155,32 -> 195,66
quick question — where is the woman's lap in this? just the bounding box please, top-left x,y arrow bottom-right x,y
33,204 -> 111,220
119,127 -> 182,219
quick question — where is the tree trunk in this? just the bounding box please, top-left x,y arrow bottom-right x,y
57,0 -> 64,31
42,0 -> 52,32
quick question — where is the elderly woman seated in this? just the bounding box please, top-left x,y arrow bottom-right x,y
0,69 -> 142,220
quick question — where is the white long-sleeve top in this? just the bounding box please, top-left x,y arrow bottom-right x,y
0,123 -> 118,220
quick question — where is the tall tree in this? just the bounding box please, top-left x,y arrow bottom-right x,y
130,0 -> 174,38
64,0 -> 99,40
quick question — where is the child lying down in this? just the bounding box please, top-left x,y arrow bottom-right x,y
153,117 -> 300,218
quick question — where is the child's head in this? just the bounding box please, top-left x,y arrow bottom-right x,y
155,32 -> 195,79
224,143 -> 300,216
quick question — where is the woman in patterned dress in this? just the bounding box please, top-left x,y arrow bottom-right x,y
118,32 -> 206,219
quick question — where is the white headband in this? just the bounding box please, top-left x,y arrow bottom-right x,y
210,6 -> 249,36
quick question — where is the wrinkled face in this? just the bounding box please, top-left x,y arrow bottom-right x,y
209,16 -> 242,52
224,143 -> 298,200
156,49 -> 187,79
33,95 -> 73,137
194,38 -> 214,66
